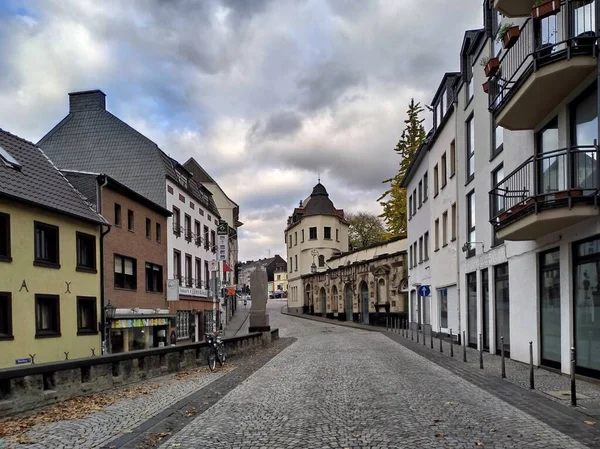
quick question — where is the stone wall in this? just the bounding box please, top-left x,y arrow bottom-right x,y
0,329 -> 278,418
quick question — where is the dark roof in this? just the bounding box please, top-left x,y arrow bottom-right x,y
304,183 -> 338,217
37,90 -> 219,217
0,129 -> 107,225
399,129 -> 434,188
184,158 -> 240,213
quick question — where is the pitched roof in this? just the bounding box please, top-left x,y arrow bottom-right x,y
304,183 -> 338,217
0,129 -> 107,225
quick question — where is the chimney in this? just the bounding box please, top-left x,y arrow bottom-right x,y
68,90 -> 106,113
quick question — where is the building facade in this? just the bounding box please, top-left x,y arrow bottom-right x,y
285,183 -> 349,313
63,171 -> 173,353
0,129 -> 107,368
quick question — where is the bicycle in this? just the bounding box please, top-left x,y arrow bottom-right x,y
205,332 -> 226,371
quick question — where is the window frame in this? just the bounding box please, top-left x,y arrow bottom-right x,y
34,221 -> 60,268
450,141 -> 456,178
434,164 -> 439,197
76,231 -> 97,273
424,232 -> 429,261
466,115 -> 475,184
156,222 -> 162,243
114,254 -> 137,290
302,229 -> 305,242
408,194 -> 413,219
466,190 -> 476,258
492,164 -> 506,247
0,212 -> 11,262
441,152 -> 447,188
184,214 -> 192,242
492,120 -> 504,160
114,203 -> 122,227
145,218 -> 151,239
423,172 -> 429,202
434,218 -> 440,251
324,227 -> 332,240
195,257 -> 202,288
451,203 -> 457,241
295,254 -> 298,271
442,211 -> 448,247
185,254 -> 193,287
145,262 -> 164,293
174,250 -> 182,283
418,180 -> 423,208
76,296 -> 98,335
173,207 -> 181,236
35,294 -> 61,338
418,236 -> 423,263
309,227 -> 317,240
0,292 -> 13,340
127,209 -> 134,232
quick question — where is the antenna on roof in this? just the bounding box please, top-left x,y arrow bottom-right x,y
318,172 -> 320,183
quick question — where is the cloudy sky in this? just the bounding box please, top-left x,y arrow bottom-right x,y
0,0 -> 483,261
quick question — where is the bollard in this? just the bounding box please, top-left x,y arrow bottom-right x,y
430,327 -> 434,349
439,327 -> 443,353
386,317 -> 389,332
479,334 -> 483,369
529,341 -> 535,390
450,329 -> 454,357
416,326 -> 419,343
396,318 -> 399,334
403,319 -> 406,338
501,336 -> 506,379
423,327 -> 426,346
411,324 -> 414,341
571,347 -> 577,407
463,331 -> 467,362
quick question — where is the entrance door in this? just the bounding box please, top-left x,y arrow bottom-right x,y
467,272 -> 478,348
410,290 -> 417,327
494,263 -> 510,357
573,236 -> 600,378
320,287 -> 327,317
360,282 -> 369,324
481,269 -> 490,351
540,249 -> 561,368
345,284 -> 353,321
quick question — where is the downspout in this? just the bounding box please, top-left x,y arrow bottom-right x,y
453,95 -> 462,342
98,175 -> 111,353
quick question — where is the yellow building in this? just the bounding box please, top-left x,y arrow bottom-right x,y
0,130 -> 108,369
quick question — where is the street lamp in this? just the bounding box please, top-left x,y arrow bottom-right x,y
311,249 -> 319,274
103,301 -> 116,354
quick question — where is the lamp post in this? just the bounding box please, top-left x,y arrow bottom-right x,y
103,301 -> 116,355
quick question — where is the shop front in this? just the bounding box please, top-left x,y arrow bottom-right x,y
108,315 -> 173,353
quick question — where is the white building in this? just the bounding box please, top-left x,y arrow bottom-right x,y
405,0 -> 600,379
285,183 -> 349,313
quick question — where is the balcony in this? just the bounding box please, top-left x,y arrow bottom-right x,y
489,145 -> 599,240
495,0 -> 538,17
489,0 -> 597,130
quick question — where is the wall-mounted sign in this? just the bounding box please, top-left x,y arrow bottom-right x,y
179,286 -> 211,298
112,317 -> 170,329
167,279 -> 179,301
417,285 -> 431,297
218,234 -> 229,262
217,219 -> 229,235
15,358 -> 31,365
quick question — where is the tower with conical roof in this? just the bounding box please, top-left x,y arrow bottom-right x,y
285,182 -> 349,313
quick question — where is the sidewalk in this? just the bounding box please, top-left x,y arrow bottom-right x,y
282,308 -> 600,417
223,299 -> 251,338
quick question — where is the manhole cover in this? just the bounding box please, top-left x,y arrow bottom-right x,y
545,390 -> 590,400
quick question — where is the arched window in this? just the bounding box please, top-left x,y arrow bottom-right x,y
318,255 -> 325,267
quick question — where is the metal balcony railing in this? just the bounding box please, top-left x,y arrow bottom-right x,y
489,144 -> 599,227
489,0 -> 597,113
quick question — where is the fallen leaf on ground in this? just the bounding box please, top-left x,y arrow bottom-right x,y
435,433 -> 447,438
475,442 -> 484,447
584,420 -> 596,426
184,408 -> 197,417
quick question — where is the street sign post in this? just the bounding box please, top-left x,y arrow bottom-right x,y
417,285 -> 431,297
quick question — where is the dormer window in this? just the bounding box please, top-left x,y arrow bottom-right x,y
0,146 -> 21,171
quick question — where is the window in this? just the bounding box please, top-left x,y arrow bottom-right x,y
450,141 -> 456,177
210,230 -> 216,252
194,220 -> 201,246
466,191 -> 476,258
277,274 -> 281,281
204,226 -> 209,250
409,244 -> 413,268
418,237 -> 423,263
295,255 -> 298,271
336,229 -> 339,242
540,249 -> 561,368
423,172 -> 428,201
434,219 -> 440,250
418,180 -> 423,207
127,210 -> 134,232
466,116 -> 475,182
204,261 -> 210,288
34,221 -> 59,267
439,288 -> 448,328
173,207 -> 181,236
208,214 -> 212,222
442,211 -> 448,246
309,227 -> 317,240
492,165 -> 505,246
412,190 -> 416,213
451,203 -> 457,241
35,294 -> 60,337
174,250 -> 181,283
302,229 -> 305,242
0,213 -> 9,261
145,263 -> 163,292
156,223 -> 161,242
441,152 -> 447,188
495,263 -> 510,356
492,122 -> 504,159
318,255 -> 325,267
0,292 -> 12,339
324,227 -> 331,240
115,255 -> 137,289
434,165 -> 439,196
114,203 -> 121,226
184,214 -> 192,242
493,9 -> 503,57
409,194 -> 413,218
294,232 -> 297,245
77,297 -> 97,334
289,257 -> 293,273
424,232 -> 429,261
467,272 -> 478,347
288,235 -> 292,248
185,254 -> 192,287
176,311 -> 191,340
195,258 -> 202,287
466,55 -> 474,104
76,232 -> 96,272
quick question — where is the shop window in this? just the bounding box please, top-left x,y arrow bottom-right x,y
176,311 -> 191,339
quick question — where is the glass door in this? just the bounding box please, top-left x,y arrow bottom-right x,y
573,236 -> 600,378
467,272 -> 478,348
570,85 -> 598,192
537,118 -> 564,194
481,269 -> 490,351
495,263 -> 510,357
540,249 -> 561,368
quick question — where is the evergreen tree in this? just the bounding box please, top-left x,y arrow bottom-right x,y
378,99 -> 426,236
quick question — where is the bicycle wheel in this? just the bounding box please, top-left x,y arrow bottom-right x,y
207,350 -> 216,371
218,346 -> 226,366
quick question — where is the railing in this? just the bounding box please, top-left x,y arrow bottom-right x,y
489,145 -> 599,226
489,0 -> 597,112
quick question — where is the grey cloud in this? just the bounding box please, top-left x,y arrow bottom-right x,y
248,110 -> 303,143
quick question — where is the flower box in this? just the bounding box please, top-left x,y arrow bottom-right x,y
503,26 -> 520,50
482,81 -> 489,93
532,0 -> 560,20
484,57 -> 500,78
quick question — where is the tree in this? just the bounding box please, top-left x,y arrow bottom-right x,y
378,98 -> 426,236
347,212 -> 387,250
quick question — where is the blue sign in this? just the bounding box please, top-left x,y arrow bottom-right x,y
15,358 -> 31,365
417,285 -> 431,297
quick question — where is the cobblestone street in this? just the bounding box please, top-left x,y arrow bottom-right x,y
2,301 -> 600,448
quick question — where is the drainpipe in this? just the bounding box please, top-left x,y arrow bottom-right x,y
453,96 -> 462,341
98,175 -> 111,354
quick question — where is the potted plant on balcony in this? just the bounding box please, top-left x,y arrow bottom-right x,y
498,23 -> 520,50
482,81 -> 489,93
481,56 -> 500,78
532,0 -> 560,20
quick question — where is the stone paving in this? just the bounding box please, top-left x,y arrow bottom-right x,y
158,303 -> 595,448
